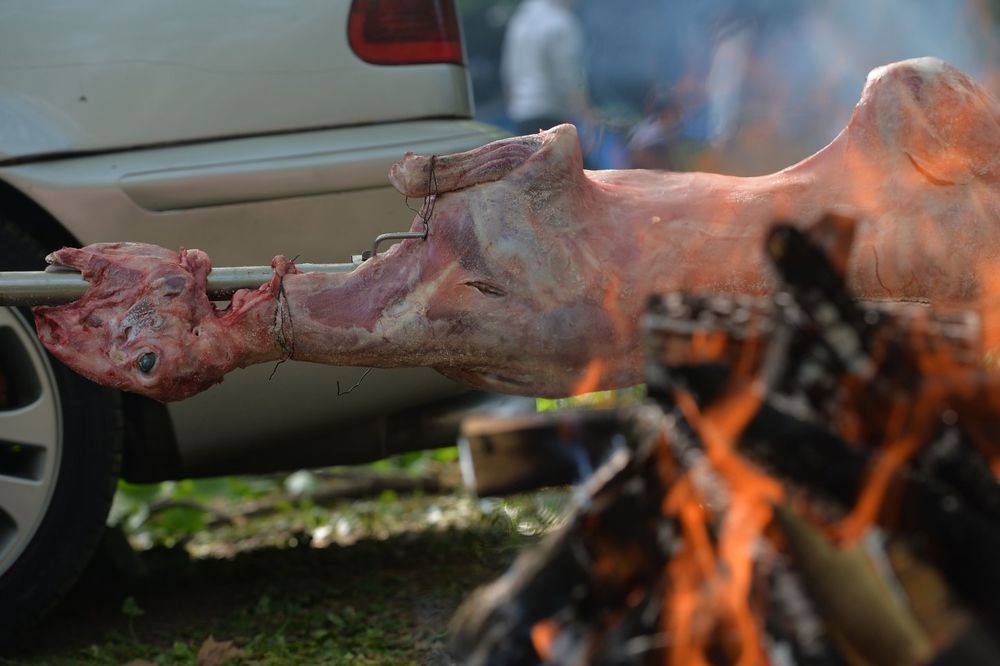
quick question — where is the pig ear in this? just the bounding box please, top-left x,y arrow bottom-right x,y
46,243 -> 179,274
45,247 -> 97,273
179,249 -> 212,290
48,248 -> 121,296
388,124 -> 584,196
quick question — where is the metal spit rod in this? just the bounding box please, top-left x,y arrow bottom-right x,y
0,261 -> 361,307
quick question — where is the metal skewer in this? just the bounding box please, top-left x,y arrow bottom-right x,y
0,261 -> 360,307
0,221 -> 433,307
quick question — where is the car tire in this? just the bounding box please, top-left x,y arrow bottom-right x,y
0,217 -> 123,643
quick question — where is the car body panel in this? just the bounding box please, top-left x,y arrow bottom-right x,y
0,119 -> 505,260
0,119 -> 508,472
118,121 -> 499,211
0,0 -> 472,160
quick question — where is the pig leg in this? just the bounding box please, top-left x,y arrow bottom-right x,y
388,124 -> 585,197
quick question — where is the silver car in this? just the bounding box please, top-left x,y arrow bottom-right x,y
0,0 -> 507,637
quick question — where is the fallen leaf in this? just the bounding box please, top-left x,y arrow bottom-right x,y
197,636 -> 246,666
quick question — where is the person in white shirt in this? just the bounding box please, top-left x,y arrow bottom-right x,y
501,0 -> 593,136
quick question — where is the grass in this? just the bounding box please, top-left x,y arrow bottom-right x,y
7,394 -> 632,664
3,489 -> 567,665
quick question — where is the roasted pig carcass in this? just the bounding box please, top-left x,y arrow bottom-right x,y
33,57 -> 1000,402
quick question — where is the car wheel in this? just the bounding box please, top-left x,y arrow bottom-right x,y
0,217 -> 123,642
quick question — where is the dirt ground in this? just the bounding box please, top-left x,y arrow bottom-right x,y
3,489 -> 564,665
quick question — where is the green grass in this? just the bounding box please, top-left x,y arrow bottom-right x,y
5,490 -> 567,665
8,397 -> 627,664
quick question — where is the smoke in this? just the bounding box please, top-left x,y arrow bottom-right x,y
576,0 -> 999,172
733,1 -> 998,139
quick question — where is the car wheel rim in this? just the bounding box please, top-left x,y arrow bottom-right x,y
0,307 -> 62,577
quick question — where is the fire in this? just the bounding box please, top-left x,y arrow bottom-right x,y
456,32 -> 1000,662
530,620 -> 559,662
654,336 -> 784,665
570,276 -> 631,396
974,258 -> 1000,358
468,219 -> 1000,665
654,220 -> 1000,664
571,358 -> 606,396
643,296 -> 1000,663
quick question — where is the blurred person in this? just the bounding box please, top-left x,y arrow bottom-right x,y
627,90 -> 682,169
704,16 -> 755,149
501,0 -> 594,136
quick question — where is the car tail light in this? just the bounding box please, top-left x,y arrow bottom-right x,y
348,0 -> 464,66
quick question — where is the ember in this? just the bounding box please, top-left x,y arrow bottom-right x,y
451,215 -> 1000,665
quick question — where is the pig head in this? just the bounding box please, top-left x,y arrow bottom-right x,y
33,243 -> 283,400
33,57 -> 1000,402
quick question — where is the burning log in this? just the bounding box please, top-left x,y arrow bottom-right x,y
451,215 -> 1000,665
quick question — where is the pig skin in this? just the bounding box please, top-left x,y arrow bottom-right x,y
33,57 -> 1000,402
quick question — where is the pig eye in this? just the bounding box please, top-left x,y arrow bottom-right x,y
465,281 -> 506,297
137,352 -> 157,374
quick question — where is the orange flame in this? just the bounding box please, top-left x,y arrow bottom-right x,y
571,358 -> 606,396
655,336 -> 783,665
530,620 -> 559,662
571,276 -> 630,396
